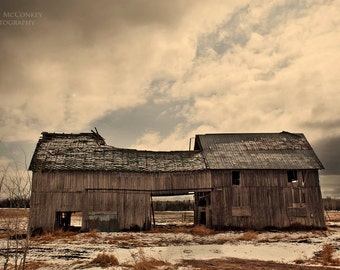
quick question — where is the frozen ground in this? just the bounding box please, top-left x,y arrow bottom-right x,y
0,210 -> 339,269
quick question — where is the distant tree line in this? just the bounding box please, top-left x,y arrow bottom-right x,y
0,197 -> 30,208
323,198 -> 340,210
153,200 -> 194,211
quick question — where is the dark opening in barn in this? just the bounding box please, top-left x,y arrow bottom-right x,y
55,211 -> 82,231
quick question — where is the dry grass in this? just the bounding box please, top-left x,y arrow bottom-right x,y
83,229 -> 99,238
132,258 -> 173,270
320,244 -> 340,265
53,229 -> 78,237
32,229 -> 78,243
238,231 -> 258,241
150,225 -> 215,236
309,244 -> 340,266
5,261 -> 54,270
214,236 -> 236,244
326,211 -> 340,222
23,260 -> 52,270
258,233 -> 285,243
87,252 -> 119,268
33,232 -> 55,242
150,226 -> 189,234
111,234 -> 136,241
190,225 -> 215,236
130,249 -> 172,270
321,244 -> 334,265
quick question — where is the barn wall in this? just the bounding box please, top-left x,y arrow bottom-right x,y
31,170 -> 211,192
30,169 -> 325,231
210,169 -> 325,229
30,170 -> 211,232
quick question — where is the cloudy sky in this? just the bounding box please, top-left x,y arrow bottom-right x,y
0,0 -> 339,198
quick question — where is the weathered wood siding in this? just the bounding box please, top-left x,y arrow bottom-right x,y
30,168 -> 325,231
210,169 -> 325,229
30,170 -> 211,231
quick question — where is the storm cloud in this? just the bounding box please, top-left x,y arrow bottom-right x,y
0,0 -> 339,197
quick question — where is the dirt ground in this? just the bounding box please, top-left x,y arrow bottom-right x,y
181,257 -> 340,270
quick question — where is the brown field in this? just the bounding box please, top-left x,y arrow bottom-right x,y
325,211 -> 340,222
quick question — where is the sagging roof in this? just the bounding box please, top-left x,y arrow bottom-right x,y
29,131 -> 324,172
29,132 -> 206,172
194,132 -> 324,170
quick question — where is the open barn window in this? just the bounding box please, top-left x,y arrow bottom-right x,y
287,170 -> 298,182
55,212 -> 82,231
232,171 -> 240,185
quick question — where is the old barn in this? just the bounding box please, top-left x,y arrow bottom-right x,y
29,131 -> 326,232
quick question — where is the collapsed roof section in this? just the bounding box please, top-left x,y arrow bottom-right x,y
28,131 -> 206,172
29,131 -> 324,172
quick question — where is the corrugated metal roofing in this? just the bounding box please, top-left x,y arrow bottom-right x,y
194,132 -> 324,170
29,132 -> 206,172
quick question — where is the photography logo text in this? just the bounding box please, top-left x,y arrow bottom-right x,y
1,11 -> 43,26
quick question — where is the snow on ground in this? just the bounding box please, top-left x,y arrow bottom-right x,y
0,210 -> 340,269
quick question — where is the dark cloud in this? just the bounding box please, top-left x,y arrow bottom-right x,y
313,136 -> 340,175
88,98 -> 196,148
320,175 -> 340,198
0,0 -> 192,89
0,0 -> 191,34
302,119 -> 340,131
0,140 -> 35,170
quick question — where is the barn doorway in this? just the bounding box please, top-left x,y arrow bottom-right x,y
195,191 -> 211,227
151,194 -> 194,228
55,211 -> 82,231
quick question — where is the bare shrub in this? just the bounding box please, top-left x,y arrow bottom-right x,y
88,252 -> 119,268
238,231 -> 258,241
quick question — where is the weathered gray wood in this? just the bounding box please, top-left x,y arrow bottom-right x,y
30,169 -> 325,232
209,169 -> 325,229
